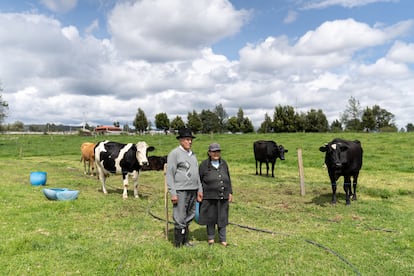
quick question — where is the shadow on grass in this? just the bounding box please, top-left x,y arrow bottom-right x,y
98,187 -> 151,199
310,193 -> 336,207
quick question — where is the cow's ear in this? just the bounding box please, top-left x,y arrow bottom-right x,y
319,145 -> 327,152
147,146 -> 155,152
284,149 -> 288,153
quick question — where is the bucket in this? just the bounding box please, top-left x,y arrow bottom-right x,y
30,171 -> 47,186
195,201 -> 200,223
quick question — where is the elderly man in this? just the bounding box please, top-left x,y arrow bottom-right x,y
166,128 -> 203,247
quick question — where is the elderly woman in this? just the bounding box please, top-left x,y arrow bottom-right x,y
198,143 -> 233,247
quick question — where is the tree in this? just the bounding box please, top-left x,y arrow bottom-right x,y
123,124 -> 131,132
227,108 -> 254,133
361,107 -> 376,131
406,123 -> 414,132
214,103 -> 228,133
170,115 -> 185,130
7,121 -> 24,131
199,109 -> 220,133
273,105 -> 297,132
0,86 -> 9,130
187,110 -> 202,132
240,117 -> 254,133
304,109 -> 328,132
330,119 -> 342,132
341,96 -> 363,131
155,112 -> 170,130
362,105 -> 396,132
371,105 -> 396,131
227,116 -> 239,133
258,113 -> 273,133
133,108 -> 148,133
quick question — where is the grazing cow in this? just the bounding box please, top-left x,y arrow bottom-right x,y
253,140 -> 288,177
94,140 -> 155,199
80,142 -> 96,175
141,155 -> 167,171
319,138 -> 363,205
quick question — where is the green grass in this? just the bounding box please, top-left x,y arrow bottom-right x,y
0,133 -> 413,275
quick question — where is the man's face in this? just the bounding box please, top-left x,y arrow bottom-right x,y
180,137 -> 193,151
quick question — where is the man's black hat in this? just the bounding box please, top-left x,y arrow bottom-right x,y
176,128 -> 196,139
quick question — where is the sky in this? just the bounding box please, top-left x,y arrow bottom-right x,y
1,0 -> 413,130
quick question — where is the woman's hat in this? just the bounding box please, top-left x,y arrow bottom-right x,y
208,143 -> 221,152
176,128 -> 196,139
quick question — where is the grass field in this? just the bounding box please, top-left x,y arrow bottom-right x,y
0,132 -> 413,275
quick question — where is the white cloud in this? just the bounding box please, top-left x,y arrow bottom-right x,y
1,1 -> 413,130
386,41 -> 414,63
284,10 -> 298,24
302,0 -> 398,10
107,0 -> 250,62
40,0 -> 77,13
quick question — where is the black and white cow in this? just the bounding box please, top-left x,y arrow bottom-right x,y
319,138 -> 363,205
141,155 -> 167,171
253,140 -> 288,177
94,140 -> 154,199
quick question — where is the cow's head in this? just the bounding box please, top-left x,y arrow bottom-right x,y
135,142 -> 155,166
319,141 -> 349,168
278,145 -> 288,160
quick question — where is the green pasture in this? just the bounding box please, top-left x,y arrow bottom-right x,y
0,133 -> 413,275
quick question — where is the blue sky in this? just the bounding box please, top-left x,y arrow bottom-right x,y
1,0 -> 413,129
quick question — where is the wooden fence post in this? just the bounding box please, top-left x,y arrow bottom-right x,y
163,163 -> 169,240
297,148 -> 305,196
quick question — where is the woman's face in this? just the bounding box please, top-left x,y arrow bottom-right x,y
208,150 -> 221,160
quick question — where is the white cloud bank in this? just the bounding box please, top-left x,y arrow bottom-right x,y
0,0 -> 413,130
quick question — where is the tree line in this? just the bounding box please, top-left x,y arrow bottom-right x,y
131,97 -> 412,133
1,89 -> 414,133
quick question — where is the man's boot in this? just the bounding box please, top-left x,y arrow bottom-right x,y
182,226 -> 193,247
174,228 -> 183,248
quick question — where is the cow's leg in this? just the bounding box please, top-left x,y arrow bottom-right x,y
122,174 -> 129,199
331,182 -> 337,204
131,171 -> 140,199
271,162 -> 275,178
343,176 -> 351,205
259,161 -> 263,175
97,168 -> 108,194
87,160 -> 91,175
83,159 -> 87,175
255,160 -> 259,175
265,162 -> 269,176
352,174 -> 358,201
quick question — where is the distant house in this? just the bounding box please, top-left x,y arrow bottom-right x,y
95,125 -> 122,135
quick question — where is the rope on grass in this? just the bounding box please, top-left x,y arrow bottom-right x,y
147,196 -> 362,275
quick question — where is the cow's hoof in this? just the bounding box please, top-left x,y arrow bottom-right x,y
134,195 -> 139,199
346,201 -> 351,205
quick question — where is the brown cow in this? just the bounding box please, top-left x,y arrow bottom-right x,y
80,142 -> 96,175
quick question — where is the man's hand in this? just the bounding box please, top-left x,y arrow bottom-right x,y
171,195 -> 178,205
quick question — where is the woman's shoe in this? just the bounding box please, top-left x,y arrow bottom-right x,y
220,242 -> 228,247
208,240 -> 214,246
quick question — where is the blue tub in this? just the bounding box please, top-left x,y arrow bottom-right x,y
30,171 -> 47,186
42,188 -> 79,201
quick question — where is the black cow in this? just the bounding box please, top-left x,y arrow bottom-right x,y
253,140 -> 288,177
319,138 -> 363,205
94,140 -> 154,199
141,155 -> 167,171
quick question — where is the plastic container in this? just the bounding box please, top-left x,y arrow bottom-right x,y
42,188 -> 79,201
30,171 -> 47,186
